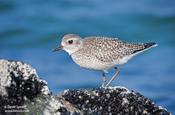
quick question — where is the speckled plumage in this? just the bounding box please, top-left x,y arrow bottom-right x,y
70,36 -> 156,71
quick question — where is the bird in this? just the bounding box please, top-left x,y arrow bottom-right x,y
53,34 -> 157,87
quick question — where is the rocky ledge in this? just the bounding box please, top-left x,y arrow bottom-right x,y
0,59 -> 171,115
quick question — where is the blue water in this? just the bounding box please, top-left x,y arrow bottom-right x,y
1,0 -> 175,113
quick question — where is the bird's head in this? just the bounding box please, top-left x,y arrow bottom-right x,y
53,34 -> 83,55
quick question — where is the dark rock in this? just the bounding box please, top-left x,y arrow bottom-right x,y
62,87 -> 170,115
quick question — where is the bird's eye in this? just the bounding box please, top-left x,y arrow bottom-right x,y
68,40 -> 73,44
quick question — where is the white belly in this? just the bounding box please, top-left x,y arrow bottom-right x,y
71,54 -> 114,71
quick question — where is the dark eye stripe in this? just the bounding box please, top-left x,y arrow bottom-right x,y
68,40 -> 73,44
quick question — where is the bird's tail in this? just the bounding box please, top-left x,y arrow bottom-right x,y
144,42 -> 158,49
132,42 -> 158,54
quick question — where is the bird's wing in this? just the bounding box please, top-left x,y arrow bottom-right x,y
83,37 -> 147,63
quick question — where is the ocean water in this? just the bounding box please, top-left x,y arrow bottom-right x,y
0,0 -> 175,113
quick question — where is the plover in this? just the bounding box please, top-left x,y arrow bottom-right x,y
53,34 -> 157,87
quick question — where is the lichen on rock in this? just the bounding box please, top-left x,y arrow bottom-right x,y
0,59 -> 80,115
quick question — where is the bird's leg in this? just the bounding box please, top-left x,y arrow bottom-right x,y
102,72 -> 107,88
105,67 -> 120,87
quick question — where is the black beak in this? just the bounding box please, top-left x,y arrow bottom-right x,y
52,46 -> 63,52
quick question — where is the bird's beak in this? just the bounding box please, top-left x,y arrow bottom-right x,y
52,45 -> 63,52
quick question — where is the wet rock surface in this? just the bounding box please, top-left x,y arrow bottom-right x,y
0,59 -> 171,115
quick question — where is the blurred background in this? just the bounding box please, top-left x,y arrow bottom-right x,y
0,0 -> 175,113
